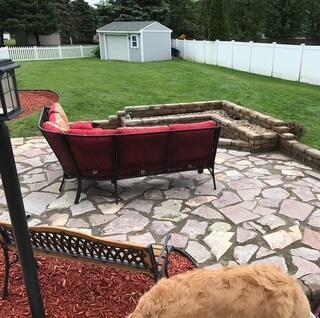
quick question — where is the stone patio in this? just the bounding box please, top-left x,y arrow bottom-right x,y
1,137 -> 320,304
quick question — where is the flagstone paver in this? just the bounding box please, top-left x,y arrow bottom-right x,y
236,227 -> 258,243
233,244 -> 259,264
150,221 -> 175,236
3,137 -> 320,297
308,209 -> 320,227
263,225 -> 302,249
191,205 -> 224,220
291,247 -> 320,261
186,241 -> 211,264
279,199 -> 314,221
181,219 -> 208,239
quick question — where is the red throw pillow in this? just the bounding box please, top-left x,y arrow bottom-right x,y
42,121 -> 62,132
68,128 -> 115,136
49,103 -> 70,132
170,121 -> 217,131
117,126 -> 170,134
70,122 -> 94,130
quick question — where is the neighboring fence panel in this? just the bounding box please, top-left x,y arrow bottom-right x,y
0,47 -> 10,59
233,41 -> 251,72
195,40 -> 205,64
172,39 -> 320,86
300,46 -> 320,85
273,44 -> 302,81
184,40 -> 195,61
217,41 -> 233,68
250,43 -> 274,77
8,45 -> 98,61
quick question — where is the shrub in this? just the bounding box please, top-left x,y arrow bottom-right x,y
94,47 -> 100,58
286,122 -> 305,140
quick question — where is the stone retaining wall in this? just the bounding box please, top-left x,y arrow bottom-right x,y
95,100 -> 320,171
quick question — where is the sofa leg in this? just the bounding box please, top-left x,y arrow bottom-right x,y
208,168 -> 217,190
59,173 -> 67,192
113,180 -> 119,204
1,241 -> 10,300
75,179 -> 82,204
213,174 -> 217,190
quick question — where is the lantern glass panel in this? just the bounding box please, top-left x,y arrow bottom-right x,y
1,71 -> 17,114
0,96 -> 3,114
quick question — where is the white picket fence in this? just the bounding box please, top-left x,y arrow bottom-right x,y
172,39 -> 320,86
7,45 -> 98,62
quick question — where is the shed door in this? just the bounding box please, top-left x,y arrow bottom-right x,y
106,35 -> 129,61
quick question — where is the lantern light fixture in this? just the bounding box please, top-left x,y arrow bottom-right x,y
0,59 -> 22,121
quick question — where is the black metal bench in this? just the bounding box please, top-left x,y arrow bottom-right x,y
0,221 -> 197,299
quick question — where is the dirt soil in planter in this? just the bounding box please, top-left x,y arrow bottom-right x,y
0,250 -> 195,317
17,90 -> 59,119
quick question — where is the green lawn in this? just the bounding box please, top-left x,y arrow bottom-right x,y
4,39 -> 16,46
10,58 -> 320,149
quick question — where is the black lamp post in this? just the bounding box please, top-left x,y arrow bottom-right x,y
0,59 -> 46,317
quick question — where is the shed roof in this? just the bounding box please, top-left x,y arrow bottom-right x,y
97,21 -> 156,33
97,21 -> 171,33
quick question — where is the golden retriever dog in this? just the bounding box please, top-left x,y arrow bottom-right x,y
129,265 -> 311,318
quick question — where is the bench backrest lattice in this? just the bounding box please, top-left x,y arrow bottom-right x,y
0,223 -> 157,274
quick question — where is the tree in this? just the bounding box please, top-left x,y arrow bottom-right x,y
96,0 -> 169,26
69,0 -> 96,44
51,0 -> 74,44
305,0 -> 320,40
24,0 -> 57,45
137,0 -> 169,24
229,0 -> 267,40
200,0 -> 231,40
166,0 -> 198,38
264,0 -> 307,40
0,0 -> 27,46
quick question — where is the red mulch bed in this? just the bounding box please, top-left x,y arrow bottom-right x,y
0,250 -> 195,317
17,90 -> 59,119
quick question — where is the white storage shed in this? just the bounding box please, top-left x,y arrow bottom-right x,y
97,21 -> 172,62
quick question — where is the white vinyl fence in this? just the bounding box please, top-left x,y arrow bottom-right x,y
172,39 -> 320,86
8,45 -> 98,62
0,47 -> 10,59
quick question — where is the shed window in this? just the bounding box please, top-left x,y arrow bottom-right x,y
130,35 -> 139,48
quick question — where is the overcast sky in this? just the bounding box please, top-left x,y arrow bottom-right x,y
85,0 -> 99,6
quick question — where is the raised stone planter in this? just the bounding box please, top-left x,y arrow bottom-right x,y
95,100 -> 320,171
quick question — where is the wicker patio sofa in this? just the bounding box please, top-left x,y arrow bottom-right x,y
39,104 -> 221,204
0,221 -> 197,299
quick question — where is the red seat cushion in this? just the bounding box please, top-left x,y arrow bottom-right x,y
69,128 -> 115,136
169,121 -> 217,170
116,126 -> 170,177
70,122 -> 94,130
117,126 -> 169,134
170,121 -> 216,131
